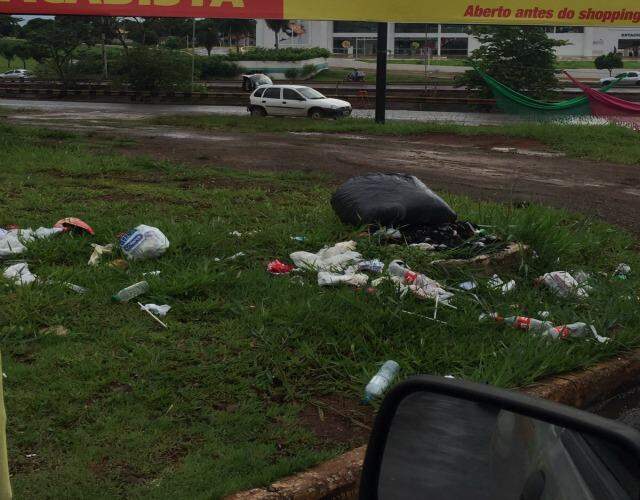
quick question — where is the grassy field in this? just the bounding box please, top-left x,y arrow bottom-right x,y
310,68 -> 453,85
149,115 -> 640,165
0,57 -> 37,72
2,121 -> 640,498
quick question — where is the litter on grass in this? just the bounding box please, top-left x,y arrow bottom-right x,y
290,241 -> 361,272
88,243 -> 114,266
458,281 -> 477,291
318,271 -> 368,287
480,312 -> 608,343
53,218 -> 94,235
112,281 -> 149,302
140,304 -> 171,317
0,226 -> 64,258
537,271 -> 589,298
388,259 -> 454,304
363,360 -> 400,403
3,262 -> 37,285
614,263 -> 631,280
214,252 -> 246,262
120,225 -> 169,260
138,302 -> 168,328
488,274 -> 516,294
267,260 -> 296,275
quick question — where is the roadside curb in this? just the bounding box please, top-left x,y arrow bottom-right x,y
227,348 -> 640,499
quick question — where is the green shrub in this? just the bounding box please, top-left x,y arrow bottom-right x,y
227,47 -> 331,62
301,64 -> 316,77
284,68 -> 300,80
163,36 -> 184,50
114,47 -> 190,92
197,55 -> 241,79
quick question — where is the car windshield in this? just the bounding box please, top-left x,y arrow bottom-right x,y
297,87 -> 325,100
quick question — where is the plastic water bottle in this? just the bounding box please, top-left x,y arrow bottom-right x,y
363,360 -> 400,403
112,281 -> 149,303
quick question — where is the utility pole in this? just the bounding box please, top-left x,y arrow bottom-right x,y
375,22 -> 388,124
191,18 -> 196,91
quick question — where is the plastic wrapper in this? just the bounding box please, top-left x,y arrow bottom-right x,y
317,271 -> 368,287
538,271 -> 589,298
267,260 -> 296,275
3,262 -> 37,285
120,225 -> 169,260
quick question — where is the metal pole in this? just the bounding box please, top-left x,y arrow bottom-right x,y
375,22 -> 388,124
191,18 -> 196,91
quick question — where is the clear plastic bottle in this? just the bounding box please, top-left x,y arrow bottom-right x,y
363,360 -> 400,403
112,281 -> 149,303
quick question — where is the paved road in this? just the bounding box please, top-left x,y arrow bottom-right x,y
0,98 -> 524,126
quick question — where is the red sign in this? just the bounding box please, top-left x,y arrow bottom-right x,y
0,0 -> 283,19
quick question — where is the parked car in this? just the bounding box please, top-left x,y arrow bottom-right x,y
248,85 -> 352,119
0,69 -> 32,80
242,73 -> 273,92
600,71 -> 640,86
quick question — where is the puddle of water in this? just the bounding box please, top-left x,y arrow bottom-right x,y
491,146 -> 565,158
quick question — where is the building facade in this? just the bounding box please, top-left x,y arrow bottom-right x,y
255,21 -> 640,59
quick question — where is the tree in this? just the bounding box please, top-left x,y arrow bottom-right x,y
455,26 -> 565,99
86,17 -> 122,78
13,40 -> 31,69
0,15 -> 20,37
265,20 -> 288,49
196,19 -> 219,56
595,51 -> 624,77
216,19 -> 255,53
23,17 -> 92,84
116,46 -> 190,91
0,39 -> 17,69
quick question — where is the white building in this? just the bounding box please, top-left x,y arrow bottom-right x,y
255,21 -> 640,59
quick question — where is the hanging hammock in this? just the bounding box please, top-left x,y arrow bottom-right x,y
563,71 -> 640,124
475,68 -> 622,119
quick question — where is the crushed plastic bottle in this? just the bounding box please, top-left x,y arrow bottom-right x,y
112,281 -> 149,303
363,360 -> 400,403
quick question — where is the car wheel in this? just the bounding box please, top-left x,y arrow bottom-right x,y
309,108 -> 324,120
250,106 -> 267,117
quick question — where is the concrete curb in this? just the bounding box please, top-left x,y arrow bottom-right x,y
228,348 -> 640,500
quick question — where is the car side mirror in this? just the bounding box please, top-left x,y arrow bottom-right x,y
360,376 -> 640,500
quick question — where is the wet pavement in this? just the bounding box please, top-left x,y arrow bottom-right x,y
0,98 -> 524,126
590,382 -> 640,431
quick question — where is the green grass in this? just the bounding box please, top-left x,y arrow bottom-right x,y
310,68 -> 452,84
148,114 -> 640,165
0,57 -> 37,72
2,122 -> 640,498
358,58 -> 468,66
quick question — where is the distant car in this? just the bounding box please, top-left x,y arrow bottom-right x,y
242,73 -> 273,92
600,71 -> 640,86
248,85 -> 352,119
0,69 -> 32,80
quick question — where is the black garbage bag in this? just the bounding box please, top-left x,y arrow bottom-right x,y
331,173 -> 457,227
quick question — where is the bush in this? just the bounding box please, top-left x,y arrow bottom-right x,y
163,36 -> 185,50
115,47 -> 191,92
227,47 -> 331,61
284,68 -> 300,80
301,64 -> 316,77
197,55 -> 241,79
594,51 -> 623,77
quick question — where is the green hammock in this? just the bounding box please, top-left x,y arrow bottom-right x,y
476,68 -> 621,119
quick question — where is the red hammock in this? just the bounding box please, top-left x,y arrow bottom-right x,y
564,71 -> 640,119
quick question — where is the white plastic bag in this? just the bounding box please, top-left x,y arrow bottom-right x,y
120,225 -> 170,260
539,271 -> 589,298
318,271 -> 368,287
3,263 -> 37,285
140,303 -> 171,317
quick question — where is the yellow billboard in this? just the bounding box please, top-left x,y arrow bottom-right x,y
2,0 -> 640,25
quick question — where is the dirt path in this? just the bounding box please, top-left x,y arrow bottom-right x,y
10,113 -> 640,236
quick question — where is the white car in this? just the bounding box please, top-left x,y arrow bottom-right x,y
248,85 -> 352,119
0,69 -> 32,80
600,71 -> 640,86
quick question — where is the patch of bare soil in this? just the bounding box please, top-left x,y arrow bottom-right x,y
91,127 -> 640,236
298,396 -> 375,448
